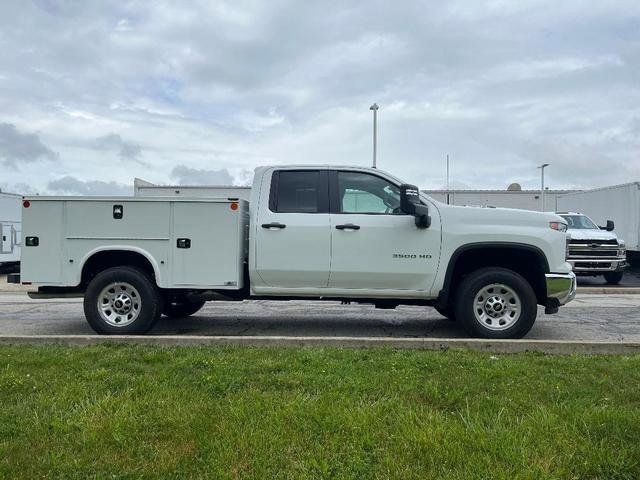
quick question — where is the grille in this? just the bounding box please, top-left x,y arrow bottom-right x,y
575,262 -> 612,269
569,249 -> 617,258
569,239 -> 618,246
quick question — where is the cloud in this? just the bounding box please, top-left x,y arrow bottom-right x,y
0,123 -> 58,168
0,182 -> 39,195
94,134 -> 144,164
47,176 -> 131,195
0,1 -> 639,192
170,165 -> 235,185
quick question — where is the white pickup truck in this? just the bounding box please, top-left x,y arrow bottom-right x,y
558,212 -> 626,284
11,165 -> 576,338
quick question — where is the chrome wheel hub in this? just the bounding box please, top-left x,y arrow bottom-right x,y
473,283 -> 521,331
97,282 -> 141,327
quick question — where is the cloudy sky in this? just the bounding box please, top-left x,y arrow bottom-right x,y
1,0 -> 639,195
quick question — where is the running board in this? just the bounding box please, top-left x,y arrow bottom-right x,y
28,292 -> 84,299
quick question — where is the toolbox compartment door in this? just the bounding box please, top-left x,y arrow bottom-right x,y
171,202 -> 242,288
21,201 -> 64,283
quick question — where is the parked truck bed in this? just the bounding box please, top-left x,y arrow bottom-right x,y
20,197 -> 249,290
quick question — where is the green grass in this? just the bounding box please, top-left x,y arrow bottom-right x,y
0,346 -> 639,479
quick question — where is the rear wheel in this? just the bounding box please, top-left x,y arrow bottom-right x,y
162,296 -> 206,318
603,271 -> 623,285
454,267 -> 537,339
84,266 -> 161,334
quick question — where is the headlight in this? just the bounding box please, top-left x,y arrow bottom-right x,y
618,241 -> 626,256
549,222 -> 568,232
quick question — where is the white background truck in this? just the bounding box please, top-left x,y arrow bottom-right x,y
557,182 -> 640,266
0,191 -> 22,272
558,212 -> 627,284
12,165 -> 576,339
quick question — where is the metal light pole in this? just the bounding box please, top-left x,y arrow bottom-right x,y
370,103 -> 379,168
446,154 -> 450,205
538,163 -> 550,211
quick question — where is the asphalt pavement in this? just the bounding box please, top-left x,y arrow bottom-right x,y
1,292 -> 638,342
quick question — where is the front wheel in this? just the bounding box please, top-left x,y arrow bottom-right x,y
603,271 -> 623,285
84,266 -> 162,334
454,267 -> 538,339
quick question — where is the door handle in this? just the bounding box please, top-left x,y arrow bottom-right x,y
261,222 -> 286,229
335,223 -> 360,230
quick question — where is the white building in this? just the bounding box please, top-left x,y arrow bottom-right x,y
134,178 -> 251,201
425,185 -> 578,212
134,178 -> 575,212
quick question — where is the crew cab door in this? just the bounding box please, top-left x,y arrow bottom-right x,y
328,170 -> 440,292
254,169 -> 331,288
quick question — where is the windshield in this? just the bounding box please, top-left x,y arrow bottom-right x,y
560,214 -> 599,230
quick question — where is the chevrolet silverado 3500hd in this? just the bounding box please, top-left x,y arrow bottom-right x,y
10,165 -> 576,338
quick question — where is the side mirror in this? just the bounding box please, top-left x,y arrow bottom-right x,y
603,220 -> 614,231
400,184 -> 431,229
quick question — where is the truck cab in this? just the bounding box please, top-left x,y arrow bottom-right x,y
250,166 -> 441,295
13,165 -> 576,339
558,212 -> 626,284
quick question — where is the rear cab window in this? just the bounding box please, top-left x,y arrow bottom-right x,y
269,170 -> 329,213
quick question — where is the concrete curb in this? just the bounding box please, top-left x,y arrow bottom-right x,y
0,335 -> 639,355
577,287 -> 640,294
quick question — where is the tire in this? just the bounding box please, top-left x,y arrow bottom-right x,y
453,267 -> 538,339
83,266 -> 162,335
435,305 -> 456,321
627,251 -> 640,268
603,271 -> 623,285
162,297 -> 206,318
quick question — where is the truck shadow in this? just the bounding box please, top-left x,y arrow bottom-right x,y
150,302 -> 464,338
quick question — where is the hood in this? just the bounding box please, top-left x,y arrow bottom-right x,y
567,228 -> 619,242
432,201 -> 563,228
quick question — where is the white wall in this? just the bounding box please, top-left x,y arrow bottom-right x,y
134,179 -> 251,201
557,183 -> 640,251
424,190 -> 576,212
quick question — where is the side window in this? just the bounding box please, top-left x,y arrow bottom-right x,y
338,171 -> 402,214
272,170 -> 323,213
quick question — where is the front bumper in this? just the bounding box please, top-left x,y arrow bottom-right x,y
545,272 -> 577,309
568,257 -> 626,273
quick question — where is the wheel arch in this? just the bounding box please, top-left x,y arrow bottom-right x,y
79,246 -> 162,287
438,242 -> 550,307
